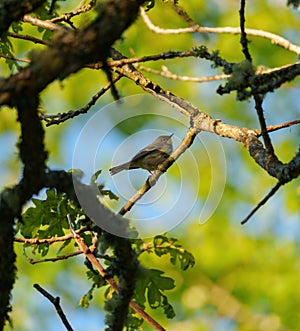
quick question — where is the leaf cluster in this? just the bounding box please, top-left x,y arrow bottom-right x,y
17,179 -> 195,330
19,188 -> 83,256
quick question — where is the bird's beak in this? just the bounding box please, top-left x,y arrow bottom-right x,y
169,133 -> 174,138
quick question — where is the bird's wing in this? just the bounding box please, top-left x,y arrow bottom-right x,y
130,149 -> 153,163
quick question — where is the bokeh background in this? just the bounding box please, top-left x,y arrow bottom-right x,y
1,0 -> 299,330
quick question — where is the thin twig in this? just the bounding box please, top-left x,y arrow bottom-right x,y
241,182 -> 282,224
108,50 -> 199,67
0,53 -> 30,63
102,62 -> 121,100
23,14 -> 65,31
25,251 -> 83,264
66,215 -> 166,331
50,0 -> 96,23
34,284 -> 74,331
254,96 -> 275,155
239,0 -> 252,62
140,7 -> 300,55
138,61 -> 300,83
137,64 -> 230,82
7,32 -> 51,45
40,74 -> 122,126
170,2 -> 198,27
258,119 -> 300,136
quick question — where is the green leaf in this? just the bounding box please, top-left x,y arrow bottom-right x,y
38,242 -> 50,257
135,267 -> 175,319
11,21 -> 23,33
0,34 -> 20,70
56,238 -> 72,254
153,235 -> 195,270
80,271 -> 108,308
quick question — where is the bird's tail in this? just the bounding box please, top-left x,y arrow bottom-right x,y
109,162 -> 130,175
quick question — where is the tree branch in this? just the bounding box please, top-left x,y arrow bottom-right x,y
137,64 -> 230,82
259,119 -> 300,135
34,284 -> 74,331
66,215 -> 166,331
25,251 -> 83,265
40,74 -> 123,126
0,0 -> 46,33
140,6 -> 300,55
14,226 -> 90,244
0,0 -> 146,107
49,0 -> 96,24
241,182 -> 282,224
239,0 -> 252,62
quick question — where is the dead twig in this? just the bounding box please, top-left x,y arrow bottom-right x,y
241,182 -> 282,224
34,284 -> 74,331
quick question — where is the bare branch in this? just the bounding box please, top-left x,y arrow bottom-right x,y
140,7 -> 300,55
241,182 -> 282,224
49,0 -> 96,23
138,64 -> 230,82
0,53 -> 29,63
40,74 -> 123,126
25,251 -> 83,264
254,96 -> 275,155
7,31 -> 50,45
137,61 -> 300,83
260,119 -> 300,135
34,284 -> 74,331
239,0 -> 252,62
108,50 -> 201,67
23,14 -> 65,31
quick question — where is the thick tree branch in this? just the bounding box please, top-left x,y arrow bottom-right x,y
0,0 -> 46,33
0,0 -> 145,107
0,92 -> 47,330
0,2 -> 147,328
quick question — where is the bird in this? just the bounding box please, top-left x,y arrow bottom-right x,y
109,134 -> 173,175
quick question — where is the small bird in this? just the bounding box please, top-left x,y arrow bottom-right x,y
109,134 -> 173,175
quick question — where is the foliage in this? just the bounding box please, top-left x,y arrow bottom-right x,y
17,180 -> 195,330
